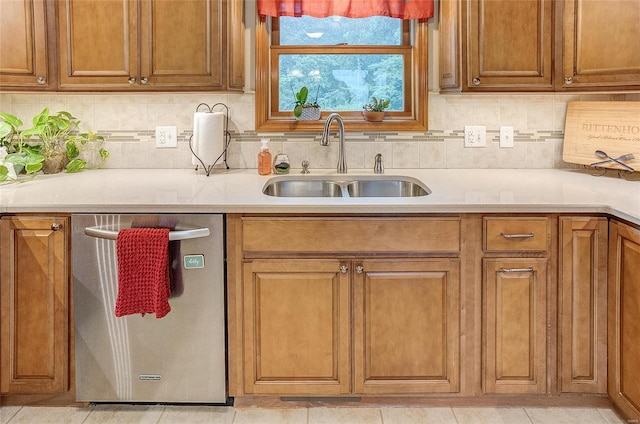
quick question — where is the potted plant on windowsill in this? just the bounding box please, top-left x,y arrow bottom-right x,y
362,97 -> 390,122
293,86 -> 321,120
21,108 -> 79,174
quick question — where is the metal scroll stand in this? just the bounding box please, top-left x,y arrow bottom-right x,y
583,165 -> 639,181
583,150 -> 639,181
189,102 -> 231,176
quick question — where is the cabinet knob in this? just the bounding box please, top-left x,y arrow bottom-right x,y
564,77 -> 573,84
355,266 -> 364,274
339,265 -> 348,274
51,223 -> 62,231
140,77 -> 148,85
472,77 -> 481,86
36,76 -> 46,85
128,77 -> 136,85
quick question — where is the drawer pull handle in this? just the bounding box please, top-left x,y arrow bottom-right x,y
340,265 -> 348,274
355,266 -> 364,274
51,223 -> 62,231
500,232 -> 534,239
499,266 -> 534,273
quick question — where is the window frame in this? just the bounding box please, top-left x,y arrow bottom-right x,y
255,15 -> 429,132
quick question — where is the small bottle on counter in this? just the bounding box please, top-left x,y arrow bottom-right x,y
258,139 -> 272,175
273,153 -> 290,174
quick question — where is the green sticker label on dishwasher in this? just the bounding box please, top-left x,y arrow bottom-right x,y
183,254 -> 205,269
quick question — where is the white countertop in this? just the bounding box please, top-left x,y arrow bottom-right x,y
1,168 -> 639,225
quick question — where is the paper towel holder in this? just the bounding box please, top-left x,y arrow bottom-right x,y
190,102 -> 231,176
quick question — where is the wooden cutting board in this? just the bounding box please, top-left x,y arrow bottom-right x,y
563,101 -> 640,172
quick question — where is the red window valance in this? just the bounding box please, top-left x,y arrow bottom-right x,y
257,0 -> 434,20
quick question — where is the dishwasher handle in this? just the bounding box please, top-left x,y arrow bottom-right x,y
84,226 -> 210,241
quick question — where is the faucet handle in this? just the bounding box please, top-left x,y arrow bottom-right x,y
301,160 -> 310,174
374,153 -> 384,174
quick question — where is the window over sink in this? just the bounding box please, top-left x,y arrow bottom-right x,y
255,14 -> 429,132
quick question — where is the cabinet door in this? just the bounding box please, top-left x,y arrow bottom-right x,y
242,259 -> 350,395
139,0 -> 224,89
0,0 -> 52,89
439,0 -> 461,91
465,0 -> 553,91
559,217 -> 607,394
57,0 -> 139,89
608,221 -> 640,422
562,0 -> 640,89
225,0 -> 245,91
0,216 -> 69,395
483,258 -> 547,394
353,259 -> 460,394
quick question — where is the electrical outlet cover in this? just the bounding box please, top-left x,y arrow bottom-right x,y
156,126 -> 177,148
464,125 -> 486,148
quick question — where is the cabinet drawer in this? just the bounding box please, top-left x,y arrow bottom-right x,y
242,217 -> 460,254
484,217 -> 549,253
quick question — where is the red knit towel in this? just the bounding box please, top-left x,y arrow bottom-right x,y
115,228 -> 171,318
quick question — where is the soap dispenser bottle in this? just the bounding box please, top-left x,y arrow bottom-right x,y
258,139 -> 272,175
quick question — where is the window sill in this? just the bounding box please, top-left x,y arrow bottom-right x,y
255,117 -> 428,132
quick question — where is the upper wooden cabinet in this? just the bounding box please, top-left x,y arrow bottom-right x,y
465,0 -> 553,91
0,0 -> 55,90
561,0 -> 640,89
57,0 -> 244,91
440,0 -> 640,92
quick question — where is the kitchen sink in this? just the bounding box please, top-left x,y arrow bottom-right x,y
262,175 -> 431,198
346,178 -> 430,197
262,178 -> 343,197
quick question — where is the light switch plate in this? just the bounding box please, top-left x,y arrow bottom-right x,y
156,126 -> 177,148
500,126 -> 514,148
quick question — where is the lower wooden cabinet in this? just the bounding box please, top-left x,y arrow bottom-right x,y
559,217 -> 608,394
242,259 -> 351,395
608,220 -> 640,422
353,259 -> 460,394
241,258 -> 461,396
230,215 -> 463,397
0,216 -> 70,396
228,213 -> 615,405
483,258 -> 548,394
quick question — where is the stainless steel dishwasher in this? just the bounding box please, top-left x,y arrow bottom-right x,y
72,214 -> 228,404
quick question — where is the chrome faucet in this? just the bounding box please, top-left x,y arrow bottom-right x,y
320,113 -> 347,173
374,153 -> 384,174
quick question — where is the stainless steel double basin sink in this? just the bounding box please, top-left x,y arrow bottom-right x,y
263,175 -> 431,198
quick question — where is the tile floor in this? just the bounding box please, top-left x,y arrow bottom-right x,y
0,404 -> 627,424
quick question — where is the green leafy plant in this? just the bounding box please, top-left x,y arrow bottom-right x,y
362,96 -> 391,112
293,86 -> 320,118
0,112 -> 44,181
1,109 -> 109,177
66,131 -> 109,173
21,108 -> 79,158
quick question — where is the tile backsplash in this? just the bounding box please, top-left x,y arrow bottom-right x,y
1,91 -> 638,170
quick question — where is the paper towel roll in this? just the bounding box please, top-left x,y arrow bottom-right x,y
195,112 -> 225,167
191,112 -> 210,166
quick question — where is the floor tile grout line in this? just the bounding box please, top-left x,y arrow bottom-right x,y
522,407 -> 535,424
451,407 -> 460,424
5,405 -> 22,423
